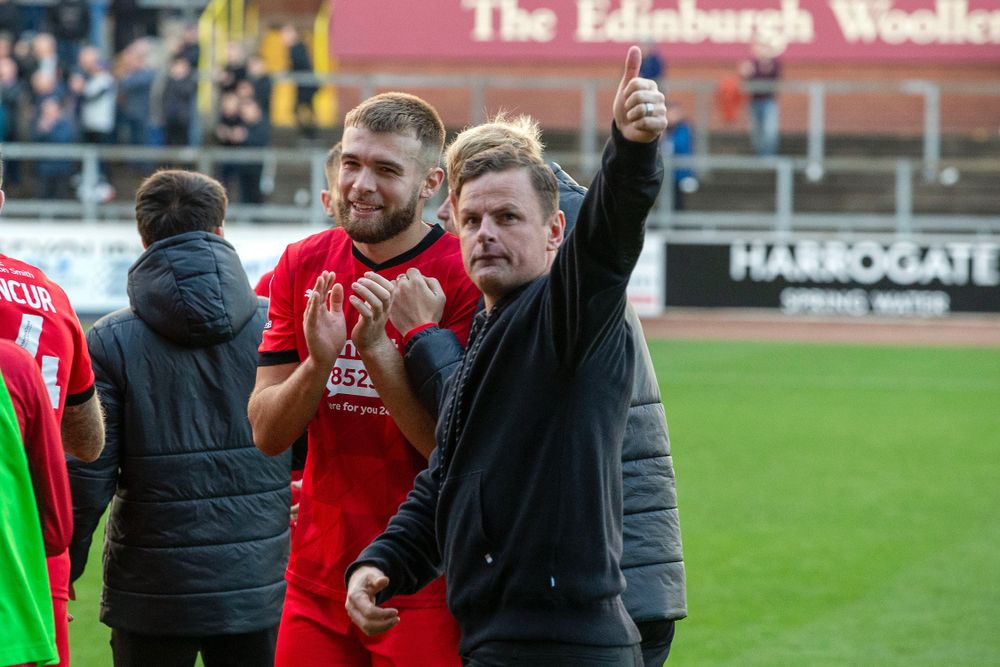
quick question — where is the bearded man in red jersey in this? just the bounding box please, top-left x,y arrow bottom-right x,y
249,92 -> 479,667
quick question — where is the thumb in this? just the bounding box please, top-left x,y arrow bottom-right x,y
329,283 -> 345,312
426,276 -> 443,297
619,45 -> 642,91
369,574 -> 390,594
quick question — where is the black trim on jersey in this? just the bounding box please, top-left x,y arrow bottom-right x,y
259,350 -> 301,366
352,225 -> 446,271
64,384 -> 96,407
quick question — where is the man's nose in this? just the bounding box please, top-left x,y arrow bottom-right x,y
477,216 -> 499,243
352,167 -> 376,194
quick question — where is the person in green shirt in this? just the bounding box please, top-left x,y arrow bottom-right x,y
0,339 -> 72,667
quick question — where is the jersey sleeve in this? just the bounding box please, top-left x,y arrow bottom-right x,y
63,307 -> 96,407
254,270 -> 274,298
258,246 -> 301,366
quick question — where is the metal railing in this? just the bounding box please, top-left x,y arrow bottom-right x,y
1,142 -> 330,227
2,142 -> 997,242
651,154 -> 1000,243
227,70 -> 1000,183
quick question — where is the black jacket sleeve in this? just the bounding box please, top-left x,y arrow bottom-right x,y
346,447 -> 444,602
403,326 -> 465,419
547,122 -> 663,367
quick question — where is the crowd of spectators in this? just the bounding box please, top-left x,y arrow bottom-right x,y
0,4 -> 306,204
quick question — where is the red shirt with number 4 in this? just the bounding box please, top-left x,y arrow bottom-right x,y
259,226 -> 479,606
0,253 -> 96,600
0,255 -> 96,421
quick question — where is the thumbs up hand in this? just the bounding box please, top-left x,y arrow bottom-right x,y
613,45 -> 667,144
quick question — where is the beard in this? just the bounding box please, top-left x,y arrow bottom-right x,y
338,187 -> 421,244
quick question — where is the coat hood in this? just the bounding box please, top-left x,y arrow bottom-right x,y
128,231 -> 259,346
548,162 -> 585,233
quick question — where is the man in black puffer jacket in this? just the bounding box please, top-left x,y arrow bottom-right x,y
67,170 -> 291,667
395,123 -> 686,665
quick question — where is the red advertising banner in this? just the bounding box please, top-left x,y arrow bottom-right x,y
330,0 -> 1000,62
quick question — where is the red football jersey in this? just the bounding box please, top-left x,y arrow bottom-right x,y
0,253 -> 96,599
254,269 -> 274,298
0,339 -> 72,557
259,226 -> 479,606
0,254 -> 96,423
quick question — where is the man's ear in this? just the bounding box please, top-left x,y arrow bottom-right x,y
546,210 -> 565,251
421,167 -> 445,201
213,225 -> 224,239
0,189 -> 5,214
449,190 -> 461,227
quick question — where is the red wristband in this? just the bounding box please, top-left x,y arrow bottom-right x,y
403,322 -> 437,346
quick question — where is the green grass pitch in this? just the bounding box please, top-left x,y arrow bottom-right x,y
68,339 -> 1000,666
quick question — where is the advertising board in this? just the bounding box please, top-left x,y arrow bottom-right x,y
665,239 -> 1000,315
0,224 -> 315,315
331,0 -> 1000,62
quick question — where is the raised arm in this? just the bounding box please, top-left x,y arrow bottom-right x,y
586,43 -> 666,269
249,271 -> 346,455
548,46 -> 666,364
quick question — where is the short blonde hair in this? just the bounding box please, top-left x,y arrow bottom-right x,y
445,112 -> 543,193
452,146 -> 558,221
344,92 -> 445,168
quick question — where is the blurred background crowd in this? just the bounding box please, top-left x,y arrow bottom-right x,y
0,1 -> 317,204
0,0 -> 996,230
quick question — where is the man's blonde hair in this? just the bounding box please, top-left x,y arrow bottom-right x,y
445,112 -> 543,193
452,146 -> 558,221
344,92 -> 445,169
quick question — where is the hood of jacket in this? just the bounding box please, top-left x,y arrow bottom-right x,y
548,162 -> 586,233
128,231 -> 259,346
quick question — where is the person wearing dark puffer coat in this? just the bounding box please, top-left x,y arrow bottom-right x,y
549,162 -> 687,664
392,117 -> 686,666
66,170 -> 291,667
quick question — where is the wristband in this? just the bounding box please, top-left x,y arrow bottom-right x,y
403,322 -> 437,346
